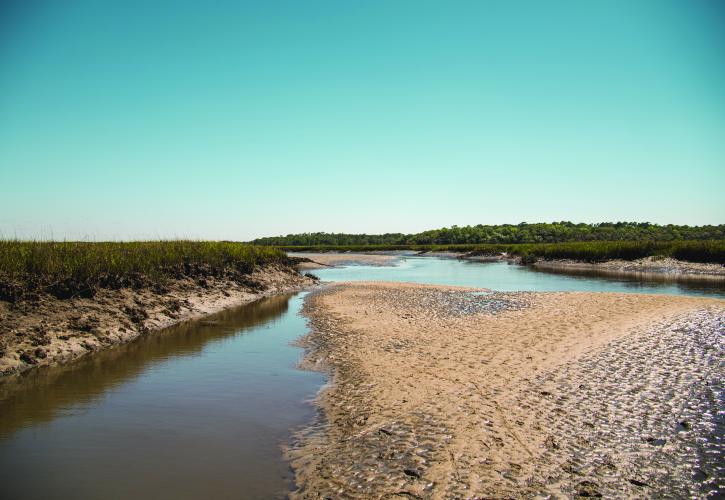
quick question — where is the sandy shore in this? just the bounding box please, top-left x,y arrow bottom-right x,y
0,264 -> 314,376
290,282 -> 724,498
290,252 -> 401,270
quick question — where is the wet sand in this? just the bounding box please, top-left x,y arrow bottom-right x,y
291,252 -> 400,270
290,282 -> 724,498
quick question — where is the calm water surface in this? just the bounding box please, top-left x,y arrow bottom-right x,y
0,294 -> 324,499
313,257 -> 725,298
0,258 -> 722,499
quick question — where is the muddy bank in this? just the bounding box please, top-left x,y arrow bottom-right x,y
455,253 -> 725,280
289,252 -> 401,270
531,256 -> 725,281
290,282 -> 724,498
0,264 -> 315,376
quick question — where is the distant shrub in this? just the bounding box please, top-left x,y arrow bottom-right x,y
519,253 -> 538,265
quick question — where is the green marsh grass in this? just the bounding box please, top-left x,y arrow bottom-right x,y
0,240 -> 287,301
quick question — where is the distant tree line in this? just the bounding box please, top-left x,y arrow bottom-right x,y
250,222 -> 725,246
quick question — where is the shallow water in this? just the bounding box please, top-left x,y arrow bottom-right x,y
0,293 -> 324,500
312,257 -> 725,298
0,258 -> 722,500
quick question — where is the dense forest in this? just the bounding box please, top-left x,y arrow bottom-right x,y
251,222 -> 725,246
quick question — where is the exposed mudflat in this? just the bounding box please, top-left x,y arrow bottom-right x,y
290,252 -> 400,270
532,256 -> 725,280
290,282 -> 724,498
0,264 -> 314,376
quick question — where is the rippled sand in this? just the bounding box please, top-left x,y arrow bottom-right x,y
289,282 -> 724,498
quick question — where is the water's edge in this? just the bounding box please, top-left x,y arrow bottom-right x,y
1,257 -> 722,499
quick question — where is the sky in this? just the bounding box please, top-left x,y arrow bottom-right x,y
1,0 -> 724,240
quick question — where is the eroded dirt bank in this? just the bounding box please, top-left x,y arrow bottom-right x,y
290,282 -> 724,498
0,264 -> 315,376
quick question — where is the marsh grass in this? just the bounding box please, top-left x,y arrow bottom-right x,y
0,240 -> 287,301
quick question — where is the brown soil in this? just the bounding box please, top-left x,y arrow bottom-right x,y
0,264 -> 314,376
289,282 -> 724,498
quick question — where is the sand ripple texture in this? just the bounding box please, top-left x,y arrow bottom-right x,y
289,282 -> 724,499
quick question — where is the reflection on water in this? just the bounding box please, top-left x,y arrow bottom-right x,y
0,293 -> 324,500
0,294 -> 291,438
313,257 -> 725,298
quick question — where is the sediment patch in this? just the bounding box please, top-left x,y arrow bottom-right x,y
290,253 -> 400,270
290,282 -> 724,498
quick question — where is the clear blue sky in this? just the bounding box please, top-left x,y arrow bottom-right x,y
1,0 -> 724,240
